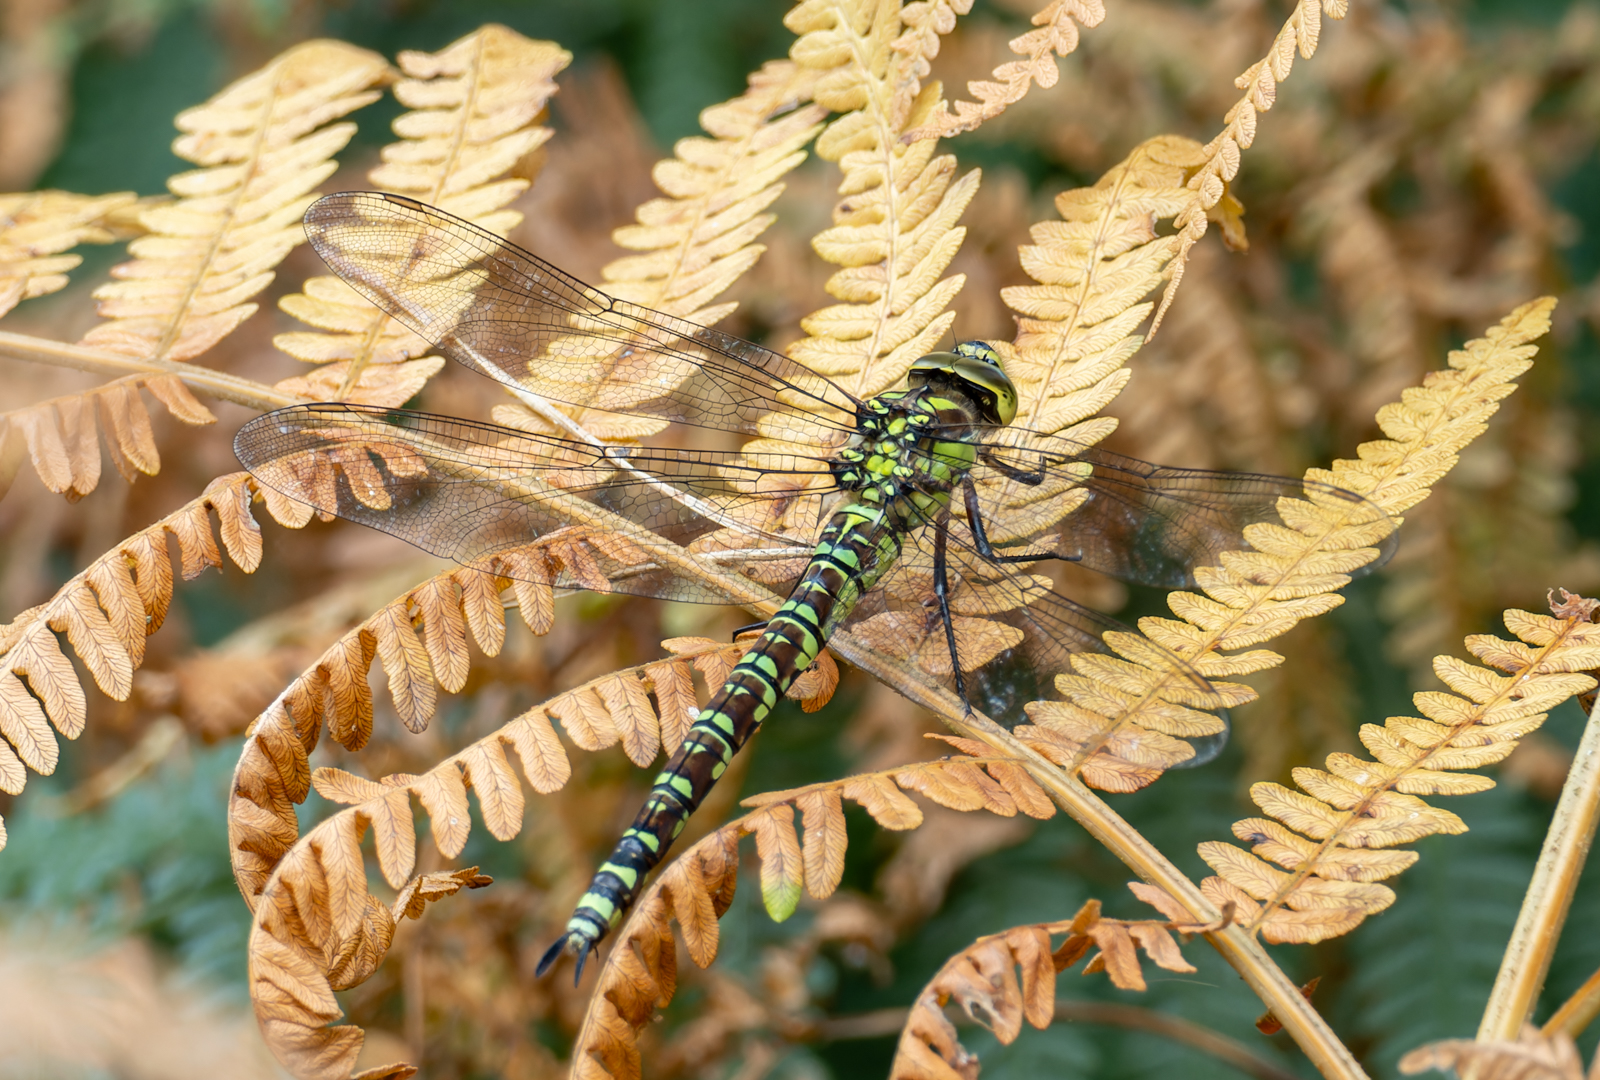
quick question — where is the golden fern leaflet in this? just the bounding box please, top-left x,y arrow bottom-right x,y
233,191 -> 1399,975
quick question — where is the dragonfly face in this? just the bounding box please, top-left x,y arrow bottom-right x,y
908,341 -> 1019,426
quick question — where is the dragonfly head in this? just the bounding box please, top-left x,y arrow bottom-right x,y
909,341 -> 1018,426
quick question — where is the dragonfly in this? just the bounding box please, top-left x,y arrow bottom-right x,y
234,192 -> 1398,981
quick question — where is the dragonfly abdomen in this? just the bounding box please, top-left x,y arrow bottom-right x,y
536,505 -> 903,978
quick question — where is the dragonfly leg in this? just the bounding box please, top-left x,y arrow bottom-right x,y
930,510 -> 974,710
977,446 -> 1048,485
729,620 -> 768,640
961,477 -> 1083,566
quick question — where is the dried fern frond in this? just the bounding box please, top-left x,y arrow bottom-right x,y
1152,0 -> 1348,334
223,555 -> 837,907
239,636 -> 837,1079
1197,591 -> 1600,945
601,61 -> 826,324
0,373 -> 215,500
0,472 -> 270,849
997,296 -> 1548,796
1399,1025 -> 1588,1080
1000,134 -> 1207,436
908,0 -> 1107,141
1181,301 -> 1571,946
274,27 -> 569,407
0,191 -> 140,318
779,0 -> 973,405
565,742 -> 1055,1080
251,858 -> 489,1080
494,57 -> 827,445
888,894 -> 1214,1080
81,41 -> 388,365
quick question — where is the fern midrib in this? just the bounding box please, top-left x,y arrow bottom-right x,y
151,58 -> 282,363
836,0 -> 908,402
1245,618 -> 1580,932
1065,280 -> 1498,780
633,67 -> 801,314
1014,162 -> 1153,429
1231,364 -> 1530,930
339,32 -> 488,400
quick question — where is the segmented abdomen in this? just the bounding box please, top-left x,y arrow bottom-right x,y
537,506 -> 899,975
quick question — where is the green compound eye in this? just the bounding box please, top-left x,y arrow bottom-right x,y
908,341 -> 1019,425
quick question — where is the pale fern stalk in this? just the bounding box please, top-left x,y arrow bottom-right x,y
0,329 -> 305,412
1479,693 -> 1600,1040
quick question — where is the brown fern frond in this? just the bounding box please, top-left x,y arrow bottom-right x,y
1151,0 -> 1348,334
1001,134 -> 1209,437
1197,590 -> 1600,945
570,821 -> 1203,1080
250,854 -> 489,1080
736,742 -> 1056,918
0,191 -> 139,318
888,895 -> 1213,1080
600,61 -> 824,325
226,598 -> 841,908
0,372 -> 216,499
80,41 -> 389,365
908,0 -> 1107,141
274,27 -> 568,407
1399,1025 -> 1586,1080
0,472 -> 270,847
996,294 -> 1547,795
564,743 -> 1055,1080
878,135 -> 1248,791
240,635 -> 824,1078
495,60 -> 829,448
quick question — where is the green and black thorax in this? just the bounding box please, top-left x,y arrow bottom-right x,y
829,341 -> 1019,531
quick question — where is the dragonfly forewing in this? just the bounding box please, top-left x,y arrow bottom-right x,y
303,192 -> 860,440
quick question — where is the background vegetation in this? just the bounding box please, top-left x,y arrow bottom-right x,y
2,1 -> 1600,1078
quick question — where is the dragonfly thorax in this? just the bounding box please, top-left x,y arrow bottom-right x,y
833,384 -> 993,528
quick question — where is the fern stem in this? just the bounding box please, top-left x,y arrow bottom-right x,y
1050,1002 -> 1303,1080
825,625 -> 1372,1080
1542,964 -> 1600,1040
1479,695 -> 1600,1040
811,1001 -> 1302,1080
0,329 -> 303,412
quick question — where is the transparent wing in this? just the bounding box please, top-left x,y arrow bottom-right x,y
303,192 -> 861,440
843,513 -> 1232,768
234,404 -> 841,604
968,430 -> 1399,588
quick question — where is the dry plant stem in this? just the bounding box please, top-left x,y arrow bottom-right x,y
826,628 -> 1370,1080
814,1002 -> 1301,1080
1480,695 -> 1600,1040
1543,964 -> 1600,1040
1054,1002 -> 1303,1080
0,329 -> 304,412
